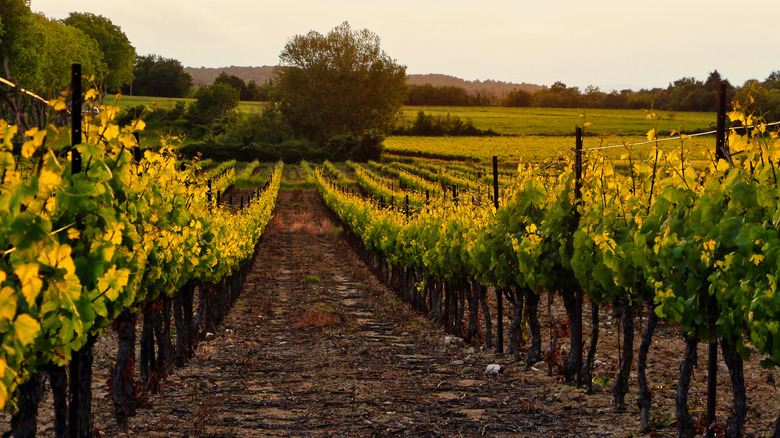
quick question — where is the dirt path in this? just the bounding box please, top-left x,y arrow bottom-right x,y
95,188 -> 646,437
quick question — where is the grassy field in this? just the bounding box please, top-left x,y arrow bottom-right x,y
384,134 -> 718,165
400,106 -> 716,137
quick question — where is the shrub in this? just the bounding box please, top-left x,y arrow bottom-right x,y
393,111 -> 499,137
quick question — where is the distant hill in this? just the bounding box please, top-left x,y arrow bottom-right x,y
184,66 -> 544,98
406,74 -> 544,97
185,66 -> 276,87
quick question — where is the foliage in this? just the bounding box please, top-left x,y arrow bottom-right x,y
0,5 -> 105,93
0,94 -> 283,411
63,12 -> 135,93
502,89 -> 533,107
273,21 -> 407,146
406,84 -> 491,106
393,111 -> 498,137
124,54 -> 193,98
187,83 -> 239,126
213,72 -> 269,101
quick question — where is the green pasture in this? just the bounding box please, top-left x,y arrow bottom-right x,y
384,134 -> 719,166
400,106 -> 717,137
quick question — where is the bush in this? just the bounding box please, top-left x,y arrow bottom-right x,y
393,111 -> 499,137
187,83 -> 239,125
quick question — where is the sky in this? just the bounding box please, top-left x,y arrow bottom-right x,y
29,0 -> 780,92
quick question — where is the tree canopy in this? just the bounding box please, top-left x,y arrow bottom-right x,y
125,54 -> 193,98
0,1 -> 104,93
272,22 -> 407,144
63,12 -> 135,92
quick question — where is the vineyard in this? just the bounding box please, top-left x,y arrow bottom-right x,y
3,73 -> 780,438
308,88 -> 780,437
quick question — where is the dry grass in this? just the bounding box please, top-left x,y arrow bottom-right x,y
274,209 -> 339,235
295,309 -> 347,330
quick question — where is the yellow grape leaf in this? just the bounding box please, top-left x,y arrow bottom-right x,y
583,122 -> 592,128
3,125 -> 18,147
85,89 -> 99,101
102,124 -> 120,141
727,111 -> 744,124
24,127 -> 39,138
40,244 -> 76,275
14,314 -> 41,346
14,263 -> 42,307
32,129 -> 46,147
97,267 -> 130,301
105,222 -> 125,246
67,228 -> 81,240
130,119 -> 146,132
749,254 -> 765,265
0,370 -> 7,409
716,160 -> 731,173
0,287 -> 17,322
49,98 -> 68,112
21,140 -> 36,159
0,271 -> 5,284
646,129 -> 656,141
38,168 -> 61,192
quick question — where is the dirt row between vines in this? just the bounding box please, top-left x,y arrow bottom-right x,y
84,188 -> 597,436
92,185 -> 780,437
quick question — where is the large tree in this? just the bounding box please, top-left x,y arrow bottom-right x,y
126,54 -> 192,98
63,12 -> 135,92
0,1 -> 104,93
273,21 -> 407,143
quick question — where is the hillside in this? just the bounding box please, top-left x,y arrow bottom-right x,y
184,66 -> 544,98
186,65 -> 276,87
406,73 -> 544,96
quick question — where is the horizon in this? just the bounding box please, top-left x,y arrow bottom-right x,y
29,0 -> 780,93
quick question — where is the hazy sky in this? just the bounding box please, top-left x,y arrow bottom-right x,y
30,0 -> 780,91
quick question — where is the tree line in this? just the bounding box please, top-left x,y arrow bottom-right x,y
0,1 -> 134,94
409,70 -> 780,121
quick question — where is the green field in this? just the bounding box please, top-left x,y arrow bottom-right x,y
384,134 -> 718,164
400,106 -> 717,137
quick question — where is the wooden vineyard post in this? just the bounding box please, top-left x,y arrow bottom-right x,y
715,82 -> 729,162
405,195 -> 409,218
71,63 -> 82,174
574,127 -> 584,387
706,81 -> 729,438
493,156 -> 503,354
133,132 -> 142,163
